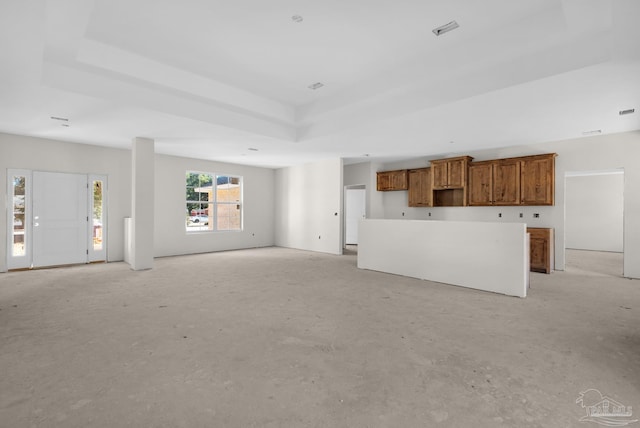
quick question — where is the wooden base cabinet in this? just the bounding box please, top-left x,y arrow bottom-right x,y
528,227 -> 554,273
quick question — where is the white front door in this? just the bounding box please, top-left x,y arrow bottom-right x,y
32,172 -> 89,268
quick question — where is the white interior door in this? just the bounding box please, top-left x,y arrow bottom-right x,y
345,188 -> 366,245
32,172 -> 88,267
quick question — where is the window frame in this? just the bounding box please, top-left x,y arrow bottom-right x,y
185,171 -> 243,233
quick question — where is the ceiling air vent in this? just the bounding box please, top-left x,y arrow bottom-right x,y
619,108 -> 635,116
308,82 -> 324,90
432,21 -> 459,36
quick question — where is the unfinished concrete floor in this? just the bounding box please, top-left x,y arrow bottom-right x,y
0,247 -> 638,427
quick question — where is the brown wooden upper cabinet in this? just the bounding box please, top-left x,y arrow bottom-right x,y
376,169 -> 408,191
431,156 -> 472,207
408,168 -> 431,207
520,154 -> 556,205
431,156 -> 472,189
469,153 -> 555,206
469,159 -> 521,206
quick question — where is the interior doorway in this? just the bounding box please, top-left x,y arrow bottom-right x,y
344,185 -> 366,253
7,170 -> 107,270
564,169 -> 624,276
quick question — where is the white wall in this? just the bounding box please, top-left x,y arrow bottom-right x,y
275,158 -> 343,254
0,133 -> 277,272
376,131 -> 640,278
0,133 -> 131,272
565,173 -> 624,252
153,154 -> 275,257
343,162 -> 370,187
344,161 -> 385,219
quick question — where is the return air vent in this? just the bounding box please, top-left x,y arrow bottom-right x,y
619,108 -> 635,116
432,21 -> 459,36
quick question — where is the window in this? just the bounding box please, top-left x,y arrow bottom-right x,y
186,172 -> 242,232
92,179 -> 104,251
11,175 -> 27,257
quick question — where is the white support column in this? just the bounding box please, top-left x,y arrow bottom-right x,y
130,137 -> 154,270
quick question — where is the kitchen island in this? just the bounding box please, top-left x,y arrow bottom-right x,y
357,219 -> 529,297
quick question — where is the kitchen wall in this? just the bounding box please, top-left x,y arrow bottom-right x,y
370,131 -> 640,277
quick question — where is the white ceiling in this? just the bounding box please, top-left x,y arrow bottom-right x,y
1,0 -> 639,168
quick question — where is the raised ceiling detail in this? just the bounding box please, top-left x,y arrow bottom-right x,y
0,0 -> 639,167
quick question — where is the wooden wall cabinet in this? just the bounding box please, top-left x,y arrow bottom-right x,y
377,169 -> 408,191
468,161 -> 493,206
431,156 -> 472,189
469,159 -> 521,206
431,156 -> 472,207
408,168 -> 431,207
468,154 -> 554,206
521,154 -> 555,206
528,227 -> 554,273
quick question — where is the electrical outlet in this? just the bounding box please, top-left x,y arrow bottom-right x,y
533,213 -> 540,218
519,213 -> 523,218
498,213 -> 502,218
318,235 -> 321,239
402,212 -> 405,217
428,212 -> 431,217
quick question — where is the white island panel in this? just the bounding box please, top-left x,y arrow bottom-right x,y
357,219 -> 529,297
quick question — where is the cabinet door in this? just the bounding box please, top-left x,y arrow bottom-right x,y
530,235 -> 548,273
408,168 -> 431,207
493,159 -> 520,205
447,159 -> 467,188
521,156 -> 554,205
528,228 -> 553,273
390,170 -> 408,190
376,172 -> 391,191
431,161 -> 448,189
468,163 -> 493,206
